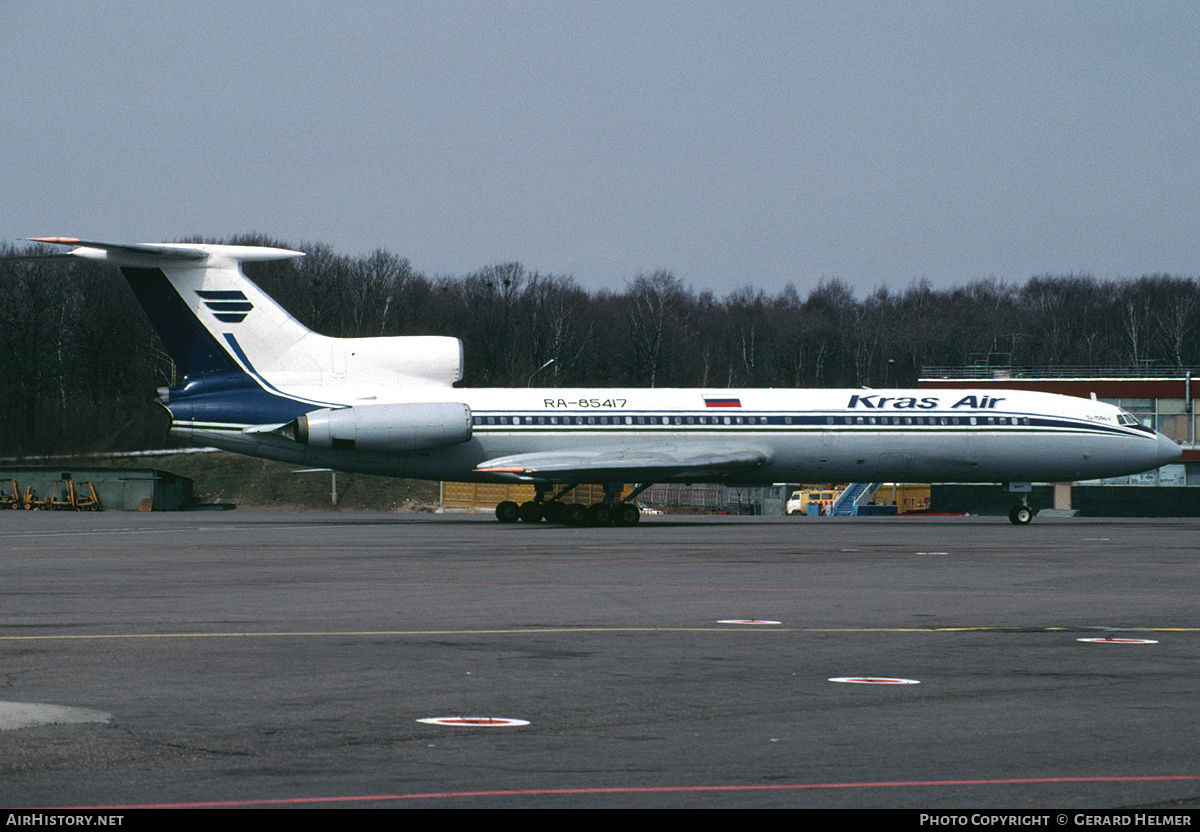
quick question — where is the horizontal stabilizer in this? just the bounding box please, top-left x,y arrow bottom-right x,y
25,237 -> 305,264
27,238 -> 210,260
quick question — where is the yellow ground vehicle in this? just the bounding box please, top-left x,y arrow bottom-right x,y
1,479 -> 22,509
785,488 -> 839,516
786,483 -> 931,516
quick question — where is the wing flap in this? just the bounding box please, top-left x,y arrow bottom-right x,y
474,446 -> 768,481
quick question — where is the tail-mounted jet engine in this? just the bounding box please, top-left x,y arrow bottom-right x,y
291,402 -> 472,453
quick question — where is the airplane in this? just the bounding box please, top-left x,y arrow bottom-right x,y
21,237 -> 1182,525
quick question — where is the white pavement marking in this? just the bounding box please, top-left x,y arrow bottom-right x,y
0,701 -> 113,731
416,717 -> 530,727
828,677 -> 921,685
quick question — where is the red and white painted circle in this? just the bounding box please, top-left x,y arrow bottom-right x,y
829,676 -> 920,685
417,717 -> 530,727
718,619 -> 782,625
1076,637 -> 1158,645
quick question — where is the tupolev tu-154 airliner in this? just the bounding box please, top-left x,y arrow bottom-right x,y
24,238 -> 1181,525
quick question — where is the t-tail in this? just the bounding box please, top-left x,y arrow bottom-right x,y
25,238 -> 465,435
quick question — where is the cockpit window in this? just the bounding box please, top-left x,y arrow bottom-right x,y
1117,412 -> 1139,427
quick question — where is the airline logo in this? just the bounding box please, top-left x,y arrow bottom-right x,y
847,394 -> 1006,409
704,396 -> 741,408
196,290 -> 254,323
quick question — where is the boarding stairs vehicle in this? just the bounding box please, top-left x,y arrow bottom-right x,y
830,482 -> 886,516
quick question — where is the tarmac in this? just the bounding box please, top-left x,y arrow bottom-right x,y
1,511 -> 1198,809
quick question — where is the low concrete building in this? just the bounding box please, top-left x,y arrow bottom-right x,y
0,468 -> 195,511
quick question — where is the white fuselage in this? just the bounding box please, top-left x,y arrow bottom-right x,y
173,385 -> 1179,486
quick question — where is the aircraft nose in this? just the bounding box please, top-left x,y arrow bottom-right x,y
1155,431 -> 1183,468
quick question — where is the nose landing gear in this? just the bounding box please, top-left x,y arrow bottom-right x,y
1006,482 -> 1034,525
1008,504 -> 1033,525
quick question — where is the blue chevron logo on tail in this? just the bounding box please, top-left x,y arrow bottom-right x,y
196,290 -> 254,323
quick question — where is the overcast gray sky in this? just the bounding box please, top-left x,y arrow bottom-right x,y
4,1 -> 1198,295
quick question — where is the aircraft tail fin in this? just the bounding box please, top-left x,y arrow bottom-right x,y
28,238 -> 463,389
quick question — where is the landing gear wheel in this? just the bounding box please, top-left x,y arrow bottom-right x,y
564,503 -> 589,527
587,503 -> 614,526
1008,505 -> 1032,525
518,501 -> 544,523
613,502 -> 640,526
495,501 -> 520,523
542,501 -> 566,524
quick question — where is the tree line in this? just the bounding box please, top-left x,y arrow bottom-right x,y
2,235 -> 1198,455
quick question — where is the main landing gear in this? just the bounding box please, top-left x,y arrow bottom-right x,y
495,483 -> 652,527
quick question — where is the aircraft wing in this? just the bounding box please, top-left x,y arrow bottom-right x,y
474,446 -> 769,482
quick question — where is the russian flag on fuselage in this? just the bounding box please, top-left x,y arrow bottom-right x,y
703,396 -> 741,408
